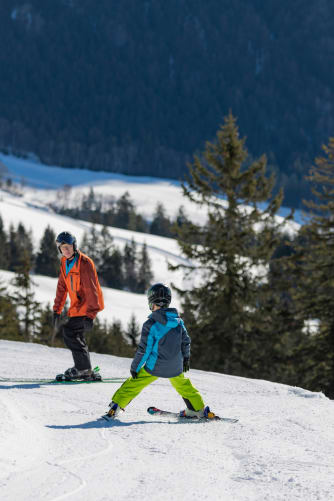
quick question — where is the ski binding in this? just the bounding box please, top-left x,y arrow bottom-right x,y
147,406 -> 238,423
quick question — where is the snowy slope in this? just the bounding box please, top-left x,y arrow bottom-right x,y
0,152 -> 300,329
0,152 -> 302,229
1,340 -> 334,501
0,152 -> 204,224
0,188 -> 187,325
0,269 -> 150,326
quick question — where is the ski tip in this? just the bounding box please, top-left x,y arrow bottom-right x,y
147,406 -> 158,414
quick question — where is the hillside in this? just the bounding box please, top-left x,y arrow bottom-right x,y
1,340 -> 334,501
0,153 -> 301,327
1,1 -> 334,207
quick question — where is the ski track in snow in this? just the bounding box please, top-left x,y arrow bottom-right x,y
1,341 -> 334,501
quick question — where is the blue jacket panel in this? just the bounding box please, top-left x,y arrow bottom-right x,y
131,308 -> 190,378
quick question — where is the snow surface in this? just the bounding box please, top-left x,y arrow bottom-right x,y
1,340 -> 334,501
0,152 -> 302,228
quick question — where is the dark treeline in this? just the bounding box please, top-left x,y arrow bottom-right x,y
1,1 -> 334,208
172,114 -> 334,399
51,188 -> 189,239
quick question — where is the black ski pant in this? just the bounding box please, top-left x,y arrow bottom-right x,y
62,316 -> 92,371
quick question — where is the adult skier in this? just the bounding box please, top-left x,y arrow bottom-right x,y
53,231 -> 104,380
103,283 -> 216,420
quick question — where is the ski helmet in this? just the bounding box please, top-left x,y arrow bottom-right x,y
147,283 -> 172,311
55,231 -> 77,254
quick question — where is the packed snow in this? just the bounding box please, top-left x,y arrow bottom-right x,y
1,340 -> 334,501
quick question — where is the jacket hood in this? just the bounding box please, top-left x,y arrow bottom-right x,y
149,308 -> 179,326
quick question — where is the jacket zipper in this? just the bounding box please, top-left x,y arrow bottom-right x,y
70,275 -> 73,291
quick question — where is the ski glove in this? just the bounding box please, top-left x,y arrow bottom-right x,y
130,369 -> 138,379
84,317 -> 94,331
183,358 -> 190,372
53,313 -> 60,329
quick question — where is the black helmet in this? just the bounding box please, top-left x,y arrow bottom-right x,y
147,283 -> 171,311
55,231 -> 77,254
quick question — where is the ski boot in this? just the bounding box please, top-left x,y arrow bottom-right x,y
179,405 -> 216,419
101,402 -> 123,421
56,366 -> 102,382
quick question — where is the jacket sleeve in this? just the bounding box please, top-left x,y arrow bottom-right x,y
131,319 -> 154,374
80,259 -> 101,319
180,320 -> 191,359
53,270 -> 68,314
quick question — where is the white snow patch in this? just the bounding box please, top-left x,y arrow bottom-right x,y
0,340 -> 334,501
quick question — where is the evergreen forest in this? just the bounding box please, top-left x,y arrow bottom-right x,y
1,0 -> 334,207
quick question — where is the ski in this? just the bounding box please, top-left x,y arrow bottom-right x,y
147,406 -> 239,423
0,365 -> 126,384
0,376 -> 126,384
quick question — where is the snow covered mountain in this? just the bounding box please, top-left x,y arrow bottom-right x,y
1,340 -> 334,501
0,153 -> 300,327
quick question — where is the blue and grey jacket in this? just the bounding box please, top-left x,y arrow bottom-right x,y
131,308 -> 190,378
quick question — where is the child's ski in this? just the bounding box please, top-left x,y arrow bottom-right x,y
147,406 -> 238,423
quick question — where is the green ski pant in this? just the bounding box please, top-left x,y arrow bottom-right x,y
111,367 -> 205,411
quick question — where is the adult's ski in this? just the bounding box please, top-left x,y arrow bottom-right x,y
147,406 -> 238,423
0,376 -> 126,384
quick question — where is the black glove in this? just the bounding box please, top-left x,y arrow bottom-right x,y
53,313 -> 60,329
84,317 -> 94,331
130,369 -> 138,379
183,358 -> 190,372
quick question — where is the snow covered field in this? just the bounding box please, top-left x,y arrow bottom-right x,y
1,340 -> 334,501
0,152 -> 301,328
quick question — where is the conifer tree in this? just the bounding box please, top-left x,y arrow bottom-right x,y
289,137 -> 334,397
113,192 -> 135,229
8,223 -> 34,271
10,254 -> 41,342
98,226 -> 124,289
81,225 -> 101,267
0,281 -> 21,340
0,214 -> 9,270
150,203 -> 172,237
37,303 -> 57,345
125,314 -> 140,348
123,239 -> 137,291
173,113 -> 285,376
136,243 -> 153,293
35,226 -> 59,277
104,248 -> 124,289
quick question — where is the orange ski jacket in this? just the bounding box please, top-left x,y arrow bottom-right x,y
53,252 -> 104,319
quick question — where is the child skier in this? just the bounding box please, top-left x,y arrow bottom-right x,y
103,282 -> 215,420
